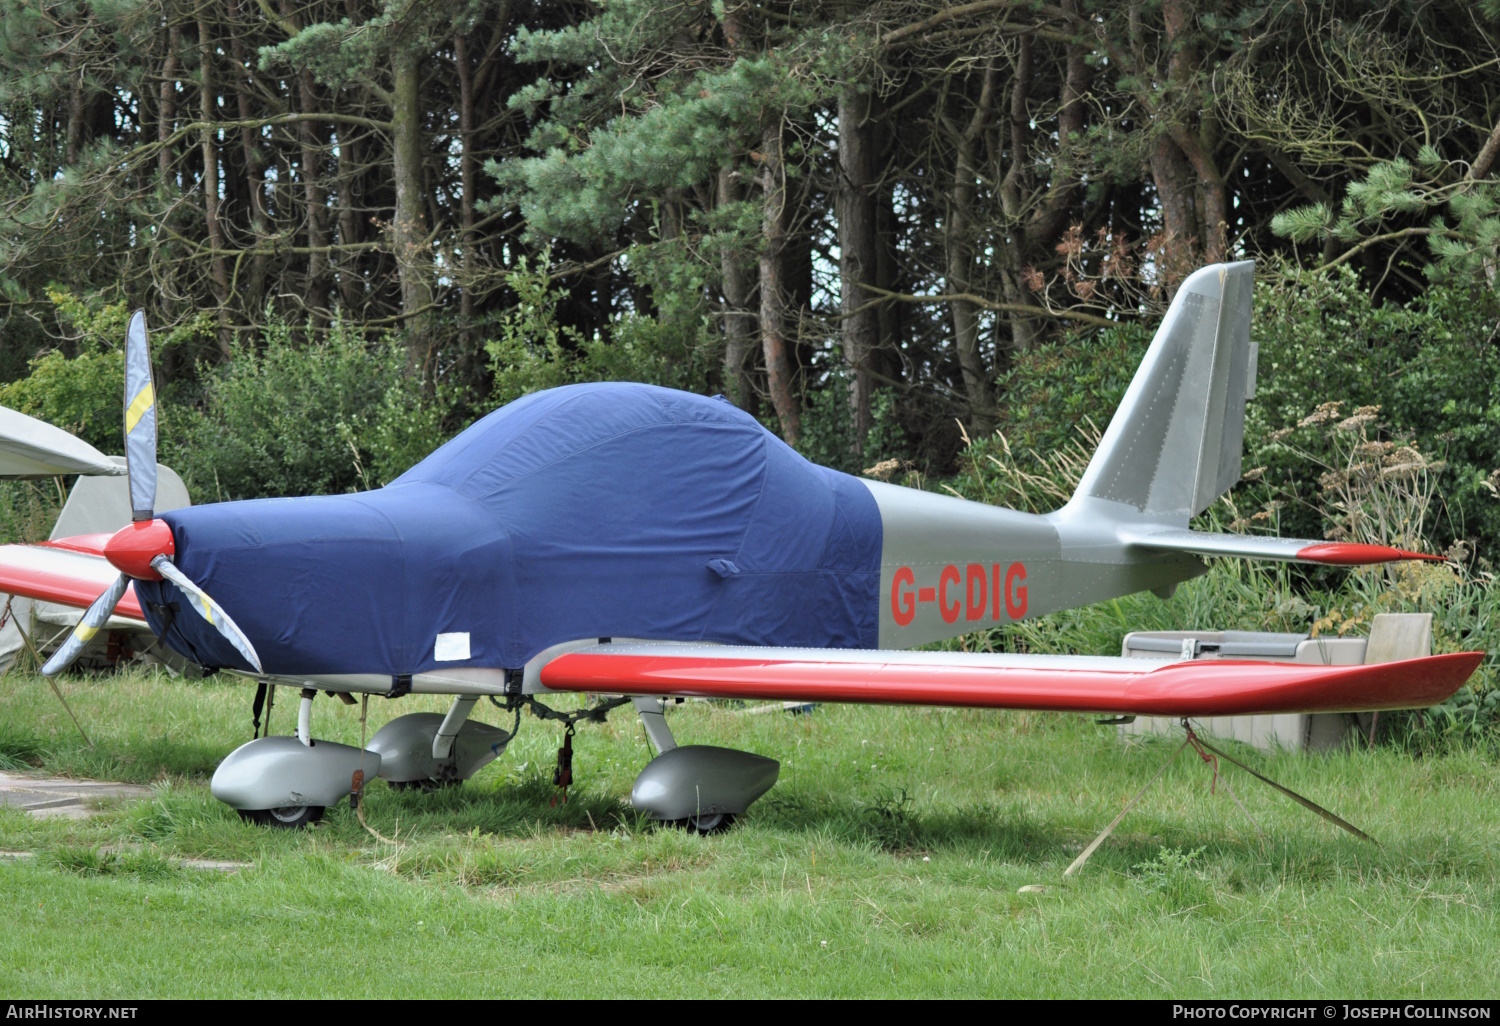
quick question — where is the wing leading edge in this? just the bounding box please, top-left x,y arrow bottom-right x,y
539,643 -> 1481,718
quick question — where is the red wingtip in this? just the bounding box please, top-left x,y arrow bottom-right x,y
1296,542 -> 1445,566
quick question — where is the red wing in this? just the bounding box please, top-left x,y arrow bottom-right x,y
0,541 -> 144,620
39,533 -> 114,557
539,644 -> 1482,718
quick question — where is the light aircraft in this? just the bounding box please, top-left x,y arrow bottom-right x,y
0,261 -> 1481,833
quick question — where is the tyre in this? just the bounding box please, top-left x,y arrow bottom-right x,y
237,805 -> 325,829
675,812 -> 736,835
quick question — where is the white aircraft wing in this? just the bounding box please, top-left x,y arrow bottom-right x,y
0,406 -> 124,478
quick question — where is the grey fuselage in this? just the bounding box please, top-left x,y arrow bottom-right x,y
865,480 -> 1204,649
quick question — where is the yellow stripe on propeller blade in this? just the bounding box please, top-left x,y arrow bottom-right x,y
125,382 -> 155,435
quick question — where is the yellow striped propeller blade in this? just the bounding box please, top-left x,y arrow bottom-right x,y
41,574 -> 130,677
124,310 -> 157,521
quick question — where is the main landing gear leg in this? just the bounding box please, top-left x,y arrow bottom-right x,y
632,696 -> 677,755
433,696 -> 479,762
296,687 -> 315,747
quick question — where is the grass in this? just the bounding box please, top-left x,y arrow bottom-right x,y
0,664 -> 1496,998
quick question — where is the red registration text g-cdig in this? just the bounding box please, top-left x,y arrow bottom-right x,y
890,562 -> 1027,627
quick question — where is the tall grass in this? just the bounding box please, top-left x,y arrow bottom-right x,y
0,479 -> 63,545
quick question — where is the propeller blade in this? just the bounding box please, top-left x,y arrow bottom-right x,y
41,573 -> 130,677
151,555 -> 263,674
124,310 -> 157,521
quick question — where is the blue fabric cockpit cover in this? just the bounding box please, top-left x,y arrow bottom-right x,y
137,383 -> 883,675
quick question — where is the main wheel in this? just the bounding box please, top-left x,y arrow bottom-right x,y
238,805 -> 325,829
676,812 -> 736,835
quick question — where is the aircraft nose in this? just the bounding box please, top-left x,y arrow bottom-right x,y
103,518 -> 175,580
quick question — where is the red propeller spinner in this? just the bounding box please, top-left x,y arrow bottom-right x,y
102,519 -> 174,580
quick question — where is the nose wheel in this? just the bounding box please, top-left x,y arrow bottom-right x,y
237,805 -> 325,829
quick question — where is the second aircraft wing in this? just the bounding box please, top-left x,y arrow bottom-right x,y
538,642 -> 1480,718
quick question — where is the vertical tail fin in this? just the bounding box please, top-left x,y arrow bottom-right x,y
1072,260 -> 1256,520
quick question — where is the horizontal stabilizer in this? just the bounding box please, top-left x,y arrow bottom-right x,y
1119,528 -> 1442,565
540,643 -> 1480,718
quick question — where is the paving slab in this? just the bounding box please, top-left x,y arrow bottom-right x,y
0,770 -> 152,818
181,859 -> 252,873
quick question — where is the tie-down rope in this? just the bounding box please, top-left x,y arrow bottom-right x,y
1064,719 -> 1376,877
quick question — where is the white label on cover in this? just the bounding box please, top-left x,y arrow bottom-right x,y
434,632 -> 471,661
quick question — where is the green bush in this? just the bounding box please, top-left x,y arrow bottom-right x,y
1245,264 -> 1500,554
0,346 -> 122,455
0,479 -> 62,545
171,318 -> 448,500
485,251 -> 718,410
791,377 -> 910,476
0,290 -> 216,454
990,322 -> 1152,465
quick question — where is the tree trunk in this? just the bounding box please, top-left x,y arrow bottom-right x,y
715,3 -> 758,415
392,51 -> 434,368
1149,134 -> 1203,274
158,24 -> 179,184
759,121 -> 800,444
875,179 -> 901,375
1029,2 -> 1092,248
330,3 -> 365,315
717,169 -> 757,413
999,34 -> 1040,357
333,126 -> 364,314
838,88 -> 878,454
1161,0 -> 1225,263
227,0 -> 270,317
948,63 -> 999,434
455,33 -> 476,322
296,68 -> 330,326
65,54 -> 84,167
198,18 -> 233,358
1144,0 -> 1227,272
1170,126 -> 1228,263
